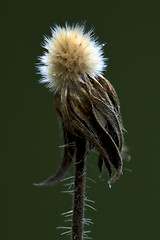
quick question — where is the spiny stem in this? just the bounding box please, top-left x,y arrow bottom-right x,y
72,137 -> 86,240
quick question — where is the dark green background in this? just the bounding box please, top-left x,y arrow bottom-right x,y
1,0 -> 159,239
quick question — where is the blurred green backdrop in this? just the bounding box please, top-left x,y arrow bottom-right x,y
1,0 -> 160,240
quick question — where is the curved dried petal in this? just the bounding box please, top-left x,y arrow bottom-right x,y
92,99 -> 123,150
85,76 -> 123,150
34,126 -> 75,186
98,156 -> 112,178
97,75 -> 120,112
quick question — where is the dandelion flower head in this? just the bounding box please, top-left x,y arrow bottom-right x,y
38,24 -> 106,92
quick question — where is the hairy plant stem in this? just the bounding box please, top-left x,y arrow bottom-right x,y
72,137 -> 86,240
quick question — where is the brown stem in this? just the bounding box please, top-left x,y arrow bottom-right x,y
72,137 -> 86,240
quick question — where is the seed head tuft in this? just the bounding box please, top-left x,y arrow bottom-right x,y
38,24 -> 106,92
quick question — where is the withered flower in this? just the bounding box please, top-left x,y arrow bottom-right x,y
37,24 -> 124,186
36,24 -> 128,240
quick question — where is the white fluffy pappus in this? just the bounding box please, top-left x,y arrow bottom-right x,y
38,24 -> 106,92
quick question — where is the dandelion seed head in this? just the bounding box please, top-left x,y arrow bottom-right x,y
38,24 -> 106,92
